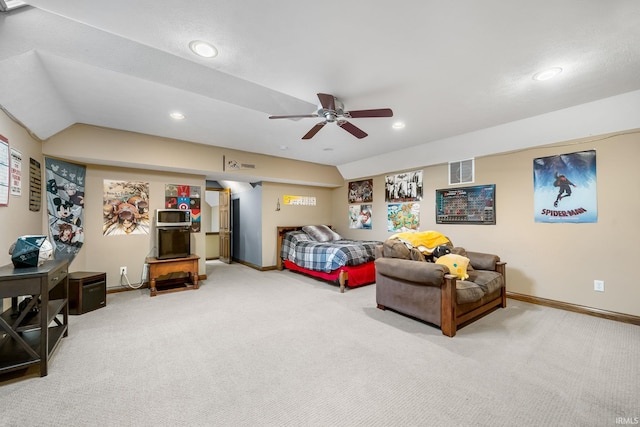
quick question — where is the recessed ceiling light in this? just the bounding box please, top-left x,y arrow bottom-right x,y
323,148 -> 333,151
533,67 -> 563,81
279,145 -> 288,150
189,40 -> 218,58
170,112 -> 185,120
392,121 -> 405,129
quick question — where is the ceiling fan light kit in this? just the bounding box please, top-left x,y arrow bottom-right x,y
269,93 -> 393,140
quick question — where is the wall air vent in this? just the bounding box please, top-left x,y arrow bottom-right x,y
449,159 -> 474,185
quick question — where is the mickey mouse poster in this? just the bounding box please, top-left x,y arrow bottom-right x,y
45,158 -> 86,260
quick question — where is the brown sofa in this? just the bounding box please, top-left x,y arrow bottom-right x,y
375,242 -> 506,337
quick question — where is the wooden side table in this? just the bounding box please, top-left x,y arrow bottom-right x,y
0,259 -> 69,377
145,255 -> 200,297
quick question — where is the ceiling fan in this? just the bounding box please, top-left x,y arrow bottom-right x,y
269,93 -> 393,139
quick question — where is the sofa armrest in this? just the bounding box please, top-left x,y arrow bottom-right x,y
375,257 -> 448,286
466,251 -> 500,271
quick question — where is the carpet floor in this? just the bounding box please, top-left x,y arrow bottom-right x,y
0,261 -> 638,427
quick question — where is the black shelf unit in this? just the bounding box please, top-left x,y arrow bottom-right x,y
0,259 -> 69,377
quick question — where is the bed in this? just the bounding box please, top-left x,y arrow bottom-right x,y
276,225 -> 382,292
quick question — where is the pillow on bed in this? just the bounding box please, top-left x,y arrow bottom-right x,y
302,225 -> 342,242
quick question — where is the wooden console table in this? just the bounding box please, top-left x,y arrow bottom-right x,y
0,258 -> 69,377
145,255 -> 200,297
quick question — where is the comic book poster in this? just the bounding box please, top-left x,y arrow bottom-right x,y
385,170 -> 422,202
103,180 -> 150,235
348,179 -> 373,203
533,150 -> 597,223
349,204 -> 372,229
165,184 -> 201,232
45,158 -> 86,260
387,202 -> 420,232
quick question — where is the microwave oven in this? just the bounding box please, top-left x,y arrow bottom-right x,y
155,209 -> 192,227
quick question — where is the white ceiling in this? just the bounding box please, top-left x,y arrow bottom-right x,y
1,1 -> 640,181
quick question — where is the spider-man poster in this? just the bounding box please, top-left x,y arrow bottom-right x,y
533,150 -> 597,223
165,184 -> 201,232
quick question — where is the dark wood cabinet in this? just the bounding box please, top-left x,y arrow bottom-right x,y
67,271 -> 106,314
0,259 -> 69,377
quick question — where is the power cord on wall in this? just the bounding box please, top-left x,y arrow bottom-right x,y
120,263 -> 148,290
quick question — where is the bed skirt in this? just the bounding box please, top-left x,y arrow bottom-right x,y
283,259 -> 376,292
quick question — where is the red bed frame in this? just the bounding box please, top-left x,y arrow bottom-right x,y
277,226 -> 377,293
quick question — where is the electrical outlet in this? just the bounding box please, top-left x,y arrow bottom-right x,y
594,280 -> 604,292
120,266 -> 127,276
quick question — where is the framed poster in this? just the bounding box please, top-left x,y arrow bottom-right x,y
436,184 -> 495,225
385,170 -> 422,202
533,150 -> 597,223
348,179 -> 373,203
348,204 -> 372,229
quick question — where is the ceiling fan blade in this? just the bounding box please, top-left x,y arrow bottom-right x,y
302,122 -> 327,139
317,93 -> 335,111
269,114 -> 317,119
338,120 -> 368,139
345,108 -> 393,118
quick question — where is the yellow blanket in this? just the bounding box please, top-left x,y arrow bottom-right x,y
390,231 -> 450,253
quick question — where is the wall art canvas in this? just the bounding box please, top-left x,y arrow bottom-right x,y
165,184 -> 201,232
385,170 -> 422,202
103,180 -> 150,235
387,202 -> 420,232
349,204 -> 372,229
348,179 -> 373,203
45,157 -> 85,260
533,150 -> 597,223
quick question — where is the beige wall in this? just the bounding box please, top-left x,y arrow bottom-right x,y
43,124 -> 344,187
262,182 -> 335,266
70,164 -> 206,289
3,109 -> 638,317
332,131 -> 640,317
39,123 -> 345,287
0,113 -> 45,311
0,114 -> 44,267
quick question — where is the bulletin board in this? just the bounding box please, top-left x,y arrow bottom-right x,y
436,184 -> 495,225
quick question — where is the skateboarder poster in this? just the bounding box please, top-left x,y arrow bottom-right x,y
533,150 -> 597,223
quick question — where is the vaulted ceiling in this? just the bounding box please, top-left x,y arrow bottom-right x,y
1,1 -> 639,181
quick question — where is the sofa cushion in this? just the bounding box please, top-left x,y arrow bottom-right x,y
382,239 -> 411,259
456,281 -> 485,304
409,247 -> 426,262
466,251 -> 500,271
436,253 -> 470,280
467,270 -> 503,295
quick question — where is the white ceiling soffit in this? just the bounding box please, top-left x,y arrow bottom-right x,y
0,1 -> 639,181
0,50 -> 75,137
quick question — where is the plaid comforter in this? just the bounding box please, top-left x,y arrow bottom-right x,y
281,230 -> 381,273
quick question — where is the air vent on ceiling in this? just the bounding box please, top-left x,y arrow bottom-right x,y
449,159 -> 474,185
